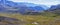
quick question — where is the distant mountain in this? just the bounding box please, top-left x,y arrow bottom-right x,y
48,4 -> 60,15
0,0 -> 49,14
48,5 -> 57,11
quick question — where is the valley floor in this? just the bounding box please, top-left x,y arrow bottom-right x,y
0,13 -> 60,25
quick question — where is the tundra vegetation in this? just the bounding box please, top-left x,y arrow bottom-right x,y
0,11 -> 60,25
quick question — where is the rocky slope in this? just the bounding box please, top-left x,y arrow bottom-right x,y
0,16 -> 26,25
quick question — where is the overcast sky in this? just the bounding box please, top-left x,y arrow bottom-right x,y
8,0 -> 60,7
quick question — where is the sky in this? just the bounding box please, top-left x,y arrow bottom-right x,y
8,0 -> 60,7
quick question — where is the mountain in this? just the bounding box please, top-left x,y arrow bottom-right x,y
48,5 -> 57,11
18,4 -> 49,14
48,4 -> 60,15
0,0 -> 49,14
0,0 -> 19,13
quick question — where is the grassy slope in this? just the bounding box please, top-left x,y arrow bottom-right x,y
0,12 -> 60,25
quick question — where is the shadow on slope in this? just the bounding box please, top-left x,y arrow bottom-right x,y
0,16 -> 26,25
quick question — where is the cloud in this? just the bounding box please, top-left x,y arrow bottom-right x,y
8,0 -> 60,7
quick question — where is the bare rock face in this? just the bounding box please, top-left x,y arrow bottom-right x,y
0,16 -> 26,25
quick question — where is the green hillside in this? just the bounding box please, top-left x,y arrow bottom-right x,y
0,11 -> 60,25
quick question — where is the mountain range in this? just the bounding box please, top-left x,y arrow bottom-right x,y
2,0 -> 60,15
0,0 -> 49,14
